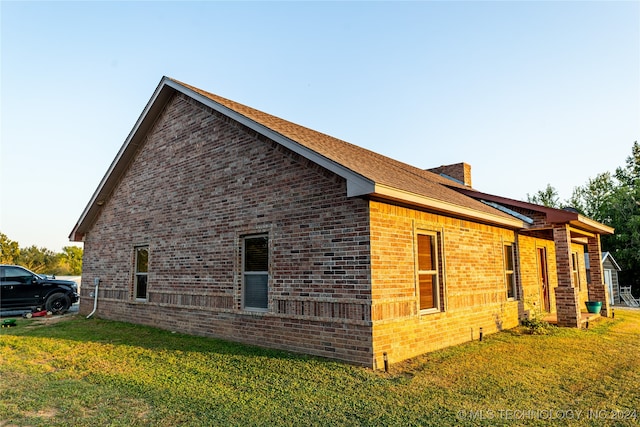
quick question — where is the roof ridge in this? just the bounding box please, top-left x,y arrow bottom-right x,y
171,78 -> 468,190
167,78 -> 519,223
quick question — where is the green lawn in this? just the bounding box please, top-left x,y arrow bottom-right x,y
1,309 -> 639,426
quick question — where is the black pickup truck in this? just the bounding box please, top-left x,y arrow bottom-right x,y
0,265 -> 79,314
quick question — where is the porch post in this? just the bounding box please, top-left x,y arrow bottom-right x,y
553,224 -> 581,327
587,234 -> 610,317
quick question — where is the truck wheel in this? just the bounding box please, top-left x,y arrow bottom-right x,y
45,293 -> 71,314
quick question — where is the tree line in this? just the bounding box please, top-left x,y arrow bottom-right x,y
0,233 -> 82,276
527,141 -> 639,292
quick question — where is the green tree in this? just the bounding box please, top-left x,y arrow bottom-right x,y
0,234 -> 83,275
16,245 -> 58,274
526,142 -> 640,293
0,233 -> 20,264
615,141 -> 640,186
605,141 -> 640,289
566,172 -> 616,221
59,246 -> 83,275
526,183 -> 560,208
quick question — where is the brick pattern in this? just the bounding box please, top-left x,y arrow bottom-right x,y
518,236 -> 558,316
554,287 -> 581,327
553,225 -> 573,288
552,225 -> 581,326
80,93 -> 374,366
368,202 -> 522,367
426,163 -> 472,187
78,90 -> 605,368
587,235 -> 610,316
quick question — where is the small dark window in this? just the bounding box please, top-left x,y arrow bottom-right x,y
243,236 -> 268,310
134,246 -> 149,300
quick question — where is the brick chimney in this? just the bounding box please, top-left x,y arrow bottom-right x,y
427,162 -> 472,187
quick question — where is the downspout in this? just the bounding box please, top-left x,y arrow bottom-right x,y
86,277 -> 100,319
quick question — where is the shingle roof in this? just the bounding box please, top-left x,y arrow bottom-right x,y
172,78 -> 516,222
71,76 -> 531,241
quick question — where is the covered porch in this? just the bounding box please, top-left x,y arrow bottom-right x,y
455,188 -> 615,328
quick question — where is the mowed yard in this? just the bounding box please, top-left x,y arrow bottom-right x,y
1,309 -> 639,427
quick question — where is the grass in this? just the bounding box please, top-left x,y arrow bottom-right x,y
1,310 -> 639,426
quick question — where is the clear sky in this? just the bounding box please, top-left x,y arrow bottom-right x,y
1,1 -> 639,252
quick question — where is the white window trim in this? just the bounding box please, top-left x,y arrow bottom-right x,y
134,245 -> 149,302
504,242 -> 516,300
242,234 -> 269,312
416,229 -> 442,314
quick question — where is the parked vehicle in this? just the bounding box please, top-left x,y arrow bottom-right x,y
0,265 -> 79,314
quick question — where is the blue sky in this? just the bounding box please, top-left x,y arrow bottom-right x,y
1,1 -> 639,252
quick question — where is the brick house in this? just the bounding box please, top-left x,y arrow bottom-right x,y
70,77 -> 614,368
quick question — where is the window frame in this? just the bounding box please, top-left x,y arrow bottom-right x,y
415,229 -> 443,313
503,243 -> 517,300
242,234 -> 269,312
133,245 -> 149,301
571,251 -> 581,290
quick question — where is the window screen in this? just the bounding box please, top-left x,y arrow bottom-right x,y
243,236 -> 268,309
135,246 -> 149,300
417,233 -> 439,311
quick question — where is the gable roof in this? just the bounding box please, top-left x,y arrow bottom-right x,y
70,77 -> 608,241
170,79 -> 520,226
584,252 -> 622,271
602,252 -> 622,271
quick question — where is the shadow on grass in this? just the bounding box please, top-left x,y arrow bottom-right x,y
0,314 -> 346,367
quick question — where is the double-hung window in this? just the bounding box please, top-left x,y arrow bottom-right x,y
134,246 -> 149,300
243,235 -> 269,310
504,244 -> 516,299
417,231 -> 441,312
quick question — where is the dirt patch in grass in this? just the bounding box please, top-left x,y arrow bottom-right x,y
24,408 -> 58,419
7,313 -> 78,330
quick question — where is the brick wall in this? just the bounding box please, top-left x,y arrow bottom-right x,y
426,163 -> 472,187
518,235 -> 558,316
78,90 -> 595,368
80,93 -> 374,366
368,202 -> 521,367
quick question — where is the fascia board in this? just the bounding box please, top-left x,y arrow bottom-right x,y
373,184 -> 525,228
70,78 -> 376,241
578,215 -> 614,235
569,216 -> 615,235
602,252 -> 622,271
70,78 -> 175,241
